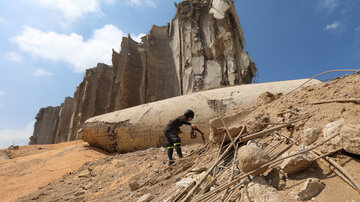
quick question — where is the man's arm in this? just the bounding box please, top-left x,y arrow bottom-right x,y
180,116 -> 191,125
183,121 -> 191,125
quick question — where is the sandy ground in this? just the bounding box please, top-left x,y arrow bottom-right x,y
3,73 -> 360,202
0,141 -> 107,202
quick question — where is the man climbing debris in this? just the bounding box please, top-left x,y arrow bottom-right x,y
163,109 -> 197,165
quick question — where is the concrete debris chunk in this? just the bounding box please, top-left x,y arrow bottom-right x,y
209,123 -> 244,144
242,176 -> 280,202
238,145 -> 270,176
74,190 -> 87,197
302,128 -> 320,145
340,124 -> 360,155
136,193 -> 154,202
246,115 -> 270,133
265,168 -> 286,190
280,146 -> 312,175
322,119 -> 344,147
176,178 -> 194,188
209,110 -> 251,144
129,181 -> 140,191
209,0 -> 230,19
296,178 -> 325,201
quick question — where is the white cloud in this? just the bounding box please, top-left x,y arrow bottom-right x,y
34,69 -> 53,77
5,52 -> 23,63
30,0 -> 106,22
317,0 -> 339,12
127,0 -> 157,8
0,121 -> 34,149
324,21 -> 344,33
12,24 -> 129,72
28,0 -> 155,23
324,22 -> 339,30
131,33 -> 146,43
0,17 -> 6,24
0,92 -> 5,96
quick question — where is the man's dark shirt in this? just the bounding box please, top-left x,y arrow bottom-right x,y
164,115 -> 191,131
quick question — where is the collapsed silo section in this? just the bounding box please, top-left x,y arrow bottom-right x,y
80,79 -> 320,153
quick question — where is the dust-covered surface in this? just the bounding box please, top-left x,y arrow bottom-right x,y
10,73 -> 360,202
0,141 -> 107,202
15,144 -> 208,202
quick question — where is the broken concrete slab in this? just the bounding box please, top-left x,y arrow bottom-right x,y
322,119 -> 344,147
302,128 -> 320,146
242,176 -> 280,202
280,146 -> 312,175
238,145 -> 270,176
209,110 -> 251,144
296,178 -> 325,200
340,124 -> 360,155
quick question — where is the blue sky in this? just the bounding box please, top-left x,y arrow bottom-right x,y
0,0 -> 359,148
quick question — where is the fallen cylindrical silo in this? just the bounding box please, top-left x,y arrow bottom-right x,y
80,79 -> 320,153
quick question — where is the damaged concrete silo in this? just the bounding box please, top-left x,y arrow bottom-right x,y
80,79 -> 321,153
31,0 -> 258,145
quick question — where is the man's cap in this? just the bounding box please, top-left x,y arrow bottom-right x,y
184,109 -> 194,118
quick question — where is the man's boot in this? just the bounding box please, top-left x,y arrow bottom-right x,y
167,147 -> 174,165
174,145 -> 183,159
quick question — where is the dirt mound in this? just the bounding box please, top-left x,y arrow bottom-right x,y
12,73 -> 360,202
15,144 -> 206,202
0,141 -> 107,202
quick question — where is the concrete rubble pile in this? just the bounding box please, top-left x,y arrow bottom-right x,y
156,118 -> 358,200
30,0 -> 257,145
128,116 -> 346,201
148,75 -> 360,202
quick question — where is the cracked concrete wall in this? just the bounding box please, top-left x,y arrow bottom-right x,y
30,106 -> 61,145
143,25 -> 181,103
108,37 -> 144,111
170,0 -> 257,93
54,97 -> 74,143
80,79 -> 321,153
68,63 -> 114,141
108,0 -> 257,110
31,64 -> 113,145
